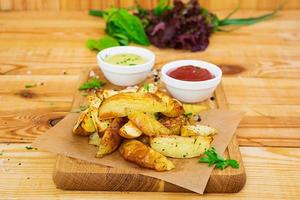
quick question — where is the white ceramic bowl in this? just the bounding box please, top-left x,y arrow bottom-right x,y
97,46 -> 155,86
161,60 -> 222,103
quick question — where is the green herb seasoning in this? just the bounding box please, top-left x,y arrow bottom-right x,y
104,53 -> 147,66
79,79 -> 104,91
25,83 -> 37,88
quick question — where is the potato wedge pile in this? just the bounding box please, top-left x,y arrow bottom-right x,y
73,84 -> 217,171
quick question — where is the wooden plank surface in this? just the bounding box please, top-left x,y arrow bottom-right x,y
1,0 -> 300,11
0,10 -> 299,147
0,9 -> 299,199
0,75 -> 78,143
0,144 -> 299,199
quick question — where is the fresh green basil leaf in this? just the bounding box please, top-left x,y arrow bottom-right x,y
86,36 -> 120,51
112,33 -> 130,46
89,10 -> 105,17
106,9 -> 149,45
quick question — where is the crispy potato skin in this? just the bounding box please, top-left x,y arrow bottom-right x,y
159,116 -> 182,135
119,140 -> 175,171
73,110 -> 95,136
156,92 -> 184,117
73,124 -> 89,136
95,119 -> 112,137
150,135 -> 213,158
73,95 -> 103,136
81,114 -> 96,133
96,118 -> 127,158
98,93 -> 167,119
128,110 -> 171,136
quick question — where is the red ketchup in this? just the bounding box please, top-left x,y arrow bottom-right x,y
167,65 -> 214,81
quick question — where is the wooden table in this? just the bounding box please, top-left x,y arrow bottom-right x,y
0,10 -> 299,199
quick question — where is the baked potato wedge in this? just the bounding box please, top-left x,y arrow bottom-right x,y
183,103 -> 209,115
98,93 -> 167,119
102,89 -> 119,99
156,91 -> 184,117
89,98 -> 109,136
159,116 -> 182,135
94,119 -> 112,136
119,121 -> 142,139
119,139 -> 175,171
96,118 -> 127,157
73,95 -> 103,136
102,86 -> 139,99
73,110 -> 96,136
128,110 -> 171,136
89,132 -> 101,146
150,135 -> 213,158
181,125 -> 218,137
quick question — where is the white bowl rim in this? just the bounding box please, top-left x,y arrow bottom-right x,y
97,46 -> 155,74
161,60 -> 222,90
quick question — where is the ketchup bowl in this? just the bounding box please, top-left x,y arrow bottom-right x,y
161,60 -> 222,103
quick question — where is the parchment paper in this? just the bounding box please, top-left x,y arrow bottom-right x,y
32,109 -> 243,194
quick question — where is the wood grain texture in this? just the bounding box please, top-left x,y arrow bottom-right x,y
0,75 -> 78,142
53,137 -> 246,193
0,144 -> 299,199
0,11 -> 299,77
1,0 -> 300,11
0,8 -> 299,199
221,77 -> 300,147
0,0 -> 13,10
0,11 -> 299,147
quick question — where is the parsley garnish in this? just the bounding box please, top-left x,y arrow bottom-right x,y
25,146 -> 33,150
184,112 -> 193,117
199,147 -> 239,170
25,83 -> 37,88
143,83 -> 150,92
79,79 -> 105,91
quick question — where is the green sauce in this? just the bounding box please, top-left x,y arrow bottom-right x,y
104,53 -> 147,66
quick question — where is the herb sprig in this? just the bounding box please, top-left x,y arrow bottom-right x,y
199,147 -> 239,170
88,0 -> 284,52
143,83 -> 150,92
184,112 -> 193,117
25,83 -> 37,88
88,8 -> 149,50
79,79 -> 105,91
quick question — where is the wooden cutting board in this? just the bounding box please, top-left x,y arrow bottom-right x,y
52,68 -> 246,193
